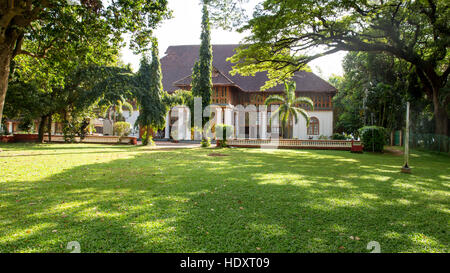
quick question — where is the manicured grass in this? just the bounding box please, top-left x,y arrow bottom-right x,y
0,143 -> 448,253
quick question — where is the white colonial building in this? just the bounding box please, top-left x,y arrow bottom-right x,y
126,44 -> 337,140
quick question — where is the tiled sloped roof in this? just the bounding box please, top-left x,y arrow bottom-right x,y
173,67 -> 235,86
161,44 -> 337,94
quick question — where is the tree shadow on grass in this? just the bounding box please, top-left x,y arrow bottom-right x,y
0,148 -> 448,253
0,143 -> 140,152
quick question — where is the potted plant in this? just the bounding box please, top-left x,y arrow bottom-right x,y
215,124 -> 234,148
113,121 -> 131,144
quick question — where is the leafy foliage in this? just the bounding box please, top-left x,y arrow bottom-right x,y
164,89 -> 194,108
100,98 -> 134,133
5,60 -> 132,142
135,40 -> 167,145
228,43 -> 312,90
191,3 -> 213,125
201,137 -> 211,148
359,126 -> 387,152
141,130 -> 154,146
265,81 -> 313,138
0,0 -> 171,124
331,52 -> 414,136
163,89 -> 195,128
17,116 -> 34,133
62,118 -> 90,143
3,3 -> 136,143
331,133 -> 348,140
207,0 -> 250,31
113,121 -> 131,139
212,0 -> 450,136
215,124 -> 234,147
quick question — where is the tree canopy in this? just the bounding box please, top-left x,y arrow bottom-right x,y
135,40 -> 167,145
3,14 -> 133,143
0,0 -> 171,126
332,52 -> 410,135
210,0 -> 450,136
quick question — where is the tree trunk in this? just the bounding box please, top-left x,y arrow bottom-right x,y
418,67 -> 449,137
433,99 -> 449,152
47,115 -> 52,142
38,115 -> 48,143
0,44 -> 12,126
429,78 -> 449,152
144,126 -> 152,145
417,66 -> 449,152
433,94 -> 449,137
291,116 -> 295,139
112,107 -> 116,135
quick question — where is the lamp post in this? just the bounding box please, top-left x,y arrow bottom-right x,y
401,101 -> 411,173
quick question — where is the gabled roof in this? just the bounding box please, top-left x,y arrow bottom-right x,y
161,44 -> 337,94
173,67 -> 235,87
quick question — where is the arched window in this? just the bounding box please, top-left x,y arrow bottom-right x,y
307,117 -> 319,135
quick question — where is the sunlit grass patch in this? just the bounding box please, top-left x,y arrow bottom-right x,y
0,143 -> 448,253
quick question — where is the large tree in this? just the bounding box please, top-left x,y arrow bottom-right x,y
135,40 -> 167,145
210,0 -> 450,137
191,2 -> 213,126
5,62 -> 133,142
0,0 -> 170,127
3,8 -> 126,143
331,52 -> 413,136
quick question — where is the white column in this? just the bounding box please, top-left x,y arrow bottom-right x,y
8,122 -> 13,134
270,105 -> 280,139
224,107 -> 233,139
184,107 -> 191,140
234,112 -> 239,139
215,106 -> 223,125
259,106 -> 267,139
263,112 -> 268,139
213,106 -> 223,140
178,107 -> 185,140
224,107 -> 232,126
293,116 -> 300,139
164,112 -> 170,139
249,109 -> 258,139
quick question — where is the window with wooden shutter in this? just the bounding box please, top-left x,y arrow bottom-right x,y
307,117 -> 319,135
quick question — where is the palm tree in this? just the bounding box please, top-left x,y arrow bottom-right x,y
265,81 -> 314,139
102,98 -> 134,135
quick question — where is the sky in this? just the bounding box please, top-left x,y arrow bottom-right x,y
120,0 -> 346,80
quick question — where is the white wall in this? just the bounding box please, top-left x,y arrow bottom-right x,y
295,111 -> 333,140
134,107 -> 334,140
102,120 -> 113,135
123,110 -> 140,137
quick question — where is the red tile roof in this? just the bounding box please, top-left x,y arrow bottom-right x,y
161,44 -> 337,94
173,67 -> 235,86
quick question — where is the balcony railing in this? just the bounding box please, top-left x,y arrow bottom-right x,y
227,139 -> 361,150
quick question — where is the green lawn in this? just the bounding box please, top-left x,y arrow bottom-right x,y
0,143 -> 448,253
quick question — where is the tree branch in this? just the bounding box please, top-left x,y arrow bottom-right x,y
11,32 -> 23,57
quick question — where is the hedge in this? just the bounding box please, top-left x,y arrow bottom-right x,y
359,126 -> 386,152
